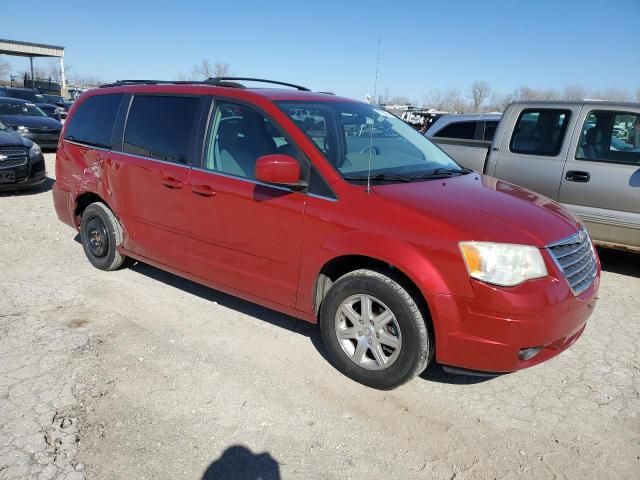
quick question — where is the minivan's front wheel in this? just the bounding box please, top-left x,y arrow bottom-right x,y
80,202 -> 126,271
320,269 -> 431,389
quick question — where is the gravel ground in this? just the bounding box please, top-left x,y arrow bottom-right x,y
1,153 -> 639,479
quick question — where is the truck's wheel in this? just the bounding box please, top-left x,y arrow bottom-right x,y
80,202 -> 126,271
320,269 -> 431,389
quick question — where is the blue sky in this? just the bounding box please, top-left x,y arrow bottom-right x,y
3,0 -> 639,101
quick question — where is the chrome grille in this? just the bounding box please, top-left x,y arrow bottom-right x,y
0,147 -> 28,169
547,230 -> 597,295
29,128 -> 61,135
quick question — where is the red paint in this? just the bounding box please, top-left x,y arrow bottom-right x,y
53,84 -> 600,373
255,154 -> 301,186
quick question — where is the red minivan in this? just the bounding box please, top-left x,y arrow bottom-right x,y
53,78 -> 599,389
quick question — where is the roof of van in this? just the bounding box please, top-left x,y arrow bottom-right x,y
95,80 -> 358,104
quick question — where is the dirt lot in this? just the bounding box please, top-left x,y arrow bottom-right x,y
1,153 -> 639,480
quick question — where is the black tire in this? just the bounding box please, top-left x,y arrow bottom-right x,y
320,269 -> 431,390
80,202 -> 126,271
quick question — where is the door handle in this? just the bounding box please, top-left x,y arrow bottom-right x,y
565,170 -> 590,183
161,177 -> 184,189
191,185 -> 216,197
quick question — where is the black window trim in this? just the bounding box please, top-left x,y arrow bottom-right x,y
432,119 -> 480,141
63,92 -> 126,150
121,92 -> 207,166
575,109 -> 640,166
197,95 -> 338,200
509,108 -> 572,157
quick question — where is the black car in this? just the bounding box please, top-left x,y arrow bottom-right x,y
0,87 -> 63,120
0,119 -> 46,191
43,94 -> 73,119
0,97 -> 63,149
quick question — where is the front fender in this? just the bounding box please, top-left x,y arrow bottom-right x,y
320,231 -> 454,296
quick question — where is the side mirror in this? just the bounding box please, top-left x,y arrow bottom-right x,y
255,154 -> 301,187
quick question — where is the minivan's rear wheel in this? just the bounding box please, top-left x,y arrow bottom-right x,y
320,269 -> 431,389
80,202 -> 126,271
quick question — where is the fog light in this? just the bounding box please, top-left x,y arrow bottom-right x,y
519,347 -> 542,361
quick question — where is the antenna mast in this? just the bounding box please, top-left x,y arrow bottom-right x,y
366,37 -> 381,194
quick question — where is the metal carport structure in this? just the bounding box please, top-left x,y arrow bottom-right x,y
0,38 -> 66,91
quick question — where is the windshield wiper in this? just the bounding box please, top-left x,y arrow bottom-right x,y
343,172 -> 414,183
406,167 -> 473,180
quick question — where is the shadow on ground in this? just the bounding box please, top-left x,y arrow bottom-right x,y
202,445 -> 280,480
128,260 -> 496,386
597,247 -> 640,278
0,176 -> 55,196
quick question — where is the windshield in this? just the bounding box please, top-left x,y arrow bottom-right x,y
276,101 -> 464,182
0,102 -> 47,117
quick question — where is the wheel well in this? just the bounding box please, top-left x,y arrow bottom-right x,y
314,255 -> 429,314
74,192 -> 107,225
314,255 -> 435,359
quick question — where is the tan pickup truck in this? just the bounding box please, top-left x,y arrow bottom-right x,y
426,101 -> 640,252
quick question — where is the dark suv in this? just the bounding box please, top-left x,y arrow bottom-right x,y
53,78 -> 599,389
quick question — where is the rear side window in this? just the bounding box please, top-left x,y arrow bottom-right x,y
576,110 -> 640,165
510,109 -> 571,156
64,94 -> 123,148
433,121 -> 477,140
483,121 -> 499,141
124,95 -> 200,164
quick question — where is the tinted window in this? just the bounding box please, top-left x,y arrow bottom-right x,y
483,121 -> 499,141
64,94 -> 123,148
124,95 -> 200,164
510,109 -> 571,156
576,110 -> 640,165
204,101 -> 304,181
433,121 -> 477,140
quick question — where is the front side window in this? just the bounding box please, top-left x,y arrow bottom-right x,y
276,101 -> 463,183
576,110 -> 640,165
64,94 -> 122,148
510,109 -> 571,156
204,101 -> 303,180
124,95 -> 200,163
433,121 -> 477,140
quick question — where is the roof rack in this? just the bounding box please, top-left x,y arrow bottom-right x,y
206,77 -> 310,91
100,77 -> 310,91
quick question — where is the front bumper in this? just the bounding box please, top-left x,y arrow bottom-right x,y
0,156 -> 47,191
23,133 -> 60,149
427,257 -> 600,372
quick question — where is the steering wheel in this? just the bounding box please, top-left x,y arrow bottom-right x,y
360,145 -> 380,155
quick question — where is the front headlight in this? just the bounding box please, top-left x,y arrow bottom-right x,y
459,242 -> 548,287
29,144 -> 42,160
14,125 -> 29,134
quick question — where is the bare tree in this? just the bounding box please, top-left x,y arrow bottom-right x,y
469,81 -> 491,112
0,59 -> 10,80
562,85 -> 587,101
191,59 -> 231,80
423,88 -> 469,112
214,62 -> 230,77
487,93 -> 512,112
590,88 -> 630,102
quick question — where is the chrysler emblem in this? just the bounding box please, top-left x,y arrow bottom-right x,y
578,230 -> 585,242
0,155 -> 7,162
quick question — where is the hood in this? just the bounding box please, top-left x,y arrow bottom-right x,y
0,129 -> 32,147
373,173 -> 581,247
0,114 -> 62,130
